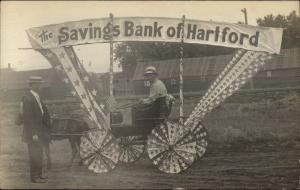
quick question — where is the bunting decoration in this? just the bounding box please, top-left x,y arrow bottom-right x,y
189,120 -> 208,159
38,47 -> 108,127
80,128 -> 119,173
184,50 -> 273,127
118,135 -> 145,163
38,47 -> 120,173
147,121 -> 197,174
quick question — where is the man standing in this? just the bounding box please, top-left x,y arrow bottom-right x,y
22,76 -> 50,183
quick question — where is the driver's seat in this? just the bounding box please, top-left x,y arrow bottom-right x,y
132,94 -> 175,127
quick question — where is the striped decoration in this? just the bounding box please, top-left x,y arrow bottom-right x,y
50,48 -> 108,129
37,46 -> 121,173
147,121 -> 197,174
185,50 -> 272,127
118,135 -> 145,163
80,128 -> 120,173
189,120 -> 208,159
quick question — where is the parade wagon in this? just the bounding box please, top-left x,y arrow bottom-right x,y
24,15 -> 283,174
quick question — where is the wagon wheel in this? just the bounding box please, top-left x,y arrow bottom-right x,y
80,128 -> 120,173
147,121 -> 197,174
118,135 -> 145,163
189,120 -> 208,159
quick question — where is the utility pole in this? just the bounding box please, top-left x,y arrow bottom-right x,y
241,8 -> 254,90
241,8 -> 248,25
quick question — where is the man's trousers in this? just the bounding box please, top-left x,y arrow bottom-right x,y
27,140 -> 43,180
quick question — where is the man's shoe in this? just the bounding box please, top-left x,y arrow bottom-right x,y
31,178 -> 47,183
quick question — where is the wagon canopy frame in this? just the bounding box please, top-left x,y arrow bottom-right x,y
25,15 -> 283,174
26,15 -> 283,130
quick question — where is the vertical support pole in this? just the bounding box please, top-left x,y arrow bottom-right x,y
241,8 -> 253,89
109,13 -> 114,96
107,13 -> 114,128
179,15 -> 185,124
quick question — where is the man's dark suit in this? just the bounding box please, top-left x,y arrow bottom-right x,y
22,90 -> 51,181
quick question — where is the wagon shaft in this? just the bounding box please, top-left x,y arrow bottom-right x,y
51,117 -> 89,136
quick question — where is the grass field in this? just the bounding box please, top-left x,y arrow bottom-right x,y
0,90 -> 299,189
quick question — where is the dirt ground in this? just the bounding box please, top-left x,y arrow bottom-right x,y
0,93 -> 299,189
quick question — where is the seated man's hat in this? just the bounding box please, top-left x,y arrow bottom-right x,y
144,66 -> 158,76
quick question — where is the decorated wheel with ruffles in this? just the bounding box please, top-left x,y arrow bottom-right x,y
118,135 -> 145,163
80,128 -> 120,173
189,120 -> 208,159
147,121 -> 197,174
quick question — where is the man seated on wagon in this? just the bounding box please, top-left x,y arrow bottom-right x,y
132,66 -> 174,126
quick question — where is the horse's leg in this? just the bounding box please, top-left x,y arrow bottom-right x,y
68,137 -> 77,168
75,137 -> 83,166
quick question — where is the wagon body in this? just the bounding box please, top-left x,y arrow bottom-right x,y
50,111 -> 162,137
50,96 -> 208,173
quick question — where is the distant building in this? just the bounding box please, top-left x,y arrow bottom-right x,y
0,66 -> 133,100
95,72 -> 133,96
0,68 -> 62,90
132,48 -> 300,94
0,67 -> 69,101
132,54 -> 230,94
1,48 -> 299,101
254,48 -> 300,88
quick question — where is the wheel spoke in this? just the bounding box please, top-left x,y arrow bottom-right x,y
80,129 -> 120,173
118,136 -> 145,163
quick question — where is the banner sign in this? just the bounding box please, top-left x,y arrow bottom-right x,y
27,17 -> 283,54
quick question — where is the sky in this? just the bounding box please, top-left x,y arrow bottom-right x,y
1,1 -> 299,73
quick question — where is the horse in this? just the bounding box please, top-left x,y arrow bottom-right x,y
45,115 -> 90,169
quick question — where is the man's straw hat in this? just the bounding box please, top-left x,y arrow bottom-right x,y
144,66 -> 158,76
